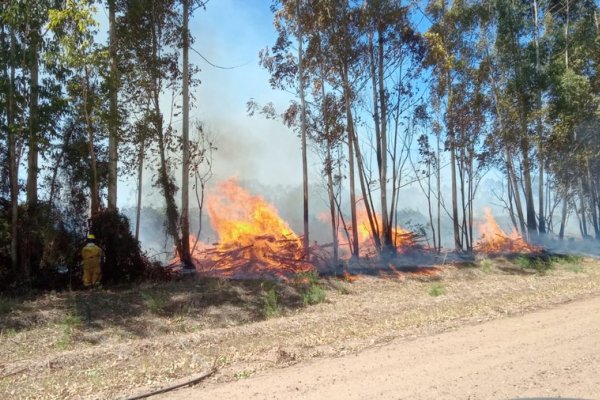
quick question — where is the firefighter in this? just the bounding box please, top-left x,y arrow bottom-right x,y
82,234 -> 102,288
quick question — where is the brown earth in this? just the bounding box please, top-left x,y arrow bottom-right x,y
1,255 -> 599,399
166,291 -> 600,400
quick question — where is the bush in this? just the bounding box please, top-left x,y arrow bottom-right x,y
89,210 -> 150,284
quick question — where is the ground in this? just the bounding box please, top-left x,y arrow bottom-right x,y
166,294 -> 600,400
1,254 -> 599,399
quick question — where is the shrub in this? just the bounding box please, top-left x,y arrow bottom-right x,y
262,283 -> 280,318
428,283 -> 445,297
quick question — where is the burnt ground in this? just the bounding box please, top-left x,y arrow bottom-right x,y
1,254 -> 599,399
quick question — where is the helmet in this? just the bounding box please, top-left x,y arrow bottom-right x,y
87,234 -> 96,240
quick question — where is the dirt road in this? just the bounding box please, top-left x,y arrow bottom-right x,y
166,295 -> 600,400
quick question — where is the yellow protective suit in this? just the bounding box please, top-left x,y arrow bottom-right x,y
82,242 -> 102,287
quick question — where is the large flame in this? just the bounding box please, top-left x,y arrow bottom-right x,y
338,208 -> 420,258
475,208 -> 539,253
189,178 -> 312,279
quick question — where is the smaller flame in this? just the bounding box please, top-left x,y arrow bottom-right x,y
475,208 -> 539,253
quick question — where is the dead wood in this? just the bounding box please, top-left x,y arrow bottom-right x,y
122,367 -> 217,400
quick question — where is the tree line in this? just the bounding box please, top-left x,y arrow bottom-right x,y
1,0 -> 599,289
0,0 -> 211,289
253,0 -> 600,265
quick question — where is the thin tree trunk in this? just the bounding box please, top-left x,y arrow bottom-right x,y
532,0 -> 545,235
107,0 -> 119,211
150,2 -> 182,258
135,139 -> 145,242
83,67 -> 100,215
578,178 -> 588,238
342,67 -> 359,258
521,131 -> 538,240
507,153 -> 527,236
27,29 -> 39,207
559,195 -> 568,239
7,27 -> 19,276
297,0 -> 310,260
377,26 -> 391,253
180,0 -> 191,267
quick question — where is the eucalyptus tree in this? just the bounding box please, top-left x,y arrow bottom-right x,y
425,0 -> 491,250
545,0 -> 600,238
48,0 -> 106,216
257,0 -> 312,259
118,0 -> 185,258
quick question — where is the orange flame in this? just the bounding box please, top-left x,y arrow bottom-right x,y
475,208 -> 539,253
189,178 -> 313,279
338,208 -> 420,259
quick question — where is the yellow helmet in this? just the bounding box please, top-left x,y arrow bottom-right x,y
87,234 -> 96,240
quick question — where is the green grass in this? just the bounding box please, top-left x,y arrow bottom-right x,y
261,282 -> 280,318
0,296 -> 18,315
479,258 -> 494,273
302,285 -> 327,305
141,290 -> 169,314
428,283 -> 445,297
514,255 -> 553,274
55,313 -> 82,349
295,271 -> 327,306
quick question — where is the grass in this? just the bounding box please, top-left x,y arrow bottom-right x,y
261,282 -> 280,318
56,313 -> 82,349
0,296 -> 18,315
295,271 -> 327,306
514,255 -> 553,274
479,258 -> 494,273
302,285 -> 327,305
428,283 -> 445,297
140,289 -> 169,315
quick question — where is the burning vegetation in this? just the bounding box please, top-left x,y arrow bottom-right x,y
475,208 -> 540,254
170,182 -> 544,280
185,179 -> 313,279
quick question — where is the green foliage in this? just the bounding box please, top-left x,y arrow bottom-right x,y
294,271 -> 327,306
141,290 -> 169,315
514,255 -> 553,274
0,296 -> 18,316
479,258 -> 494,273
90,210 -> 149,284
261,282 -> 280,318
56,313 -> 82,349
302,285 -> 327,305
428,283 -> 445,297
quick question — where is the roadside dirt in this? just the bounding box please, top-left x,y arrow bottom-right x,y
1,256 -> 599,399
166,294 -> 600,400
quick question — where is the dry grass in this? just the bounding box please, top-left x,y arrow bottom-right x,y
1,256 -> 599,399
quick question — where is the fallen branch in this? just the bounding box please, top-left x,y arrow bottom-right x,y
122,367 -> 217,400
0,367 -> 27,380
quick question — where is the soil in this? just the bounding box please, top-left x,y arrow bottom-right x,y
1,255 -> 599,399
166,294 -> 600,400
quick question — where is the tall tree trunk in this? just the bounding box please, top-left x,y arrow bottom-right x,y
83,67 -> 100,215
297,0 -> 310,260
7,28 -> 19,277
135,139 -> 145,242
532,0 -> 546,236
559,194 -> 568,239
342,68 -> 359,258
180,0 -> 191,267
578,178 -> 588,238
376,26 -> 391,253
107,0 -> 119,211
507,153 -> 527,236
27,30 -> 39,207
150,2 -> 182,258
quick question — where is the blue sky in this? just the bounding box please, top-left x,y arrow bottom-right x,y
107,1 -> 307,207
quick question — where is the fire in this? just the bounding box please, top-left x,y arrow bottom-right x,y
475,208 -> 539,253
339,208 -> 421,258
189,178 -> 313,279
